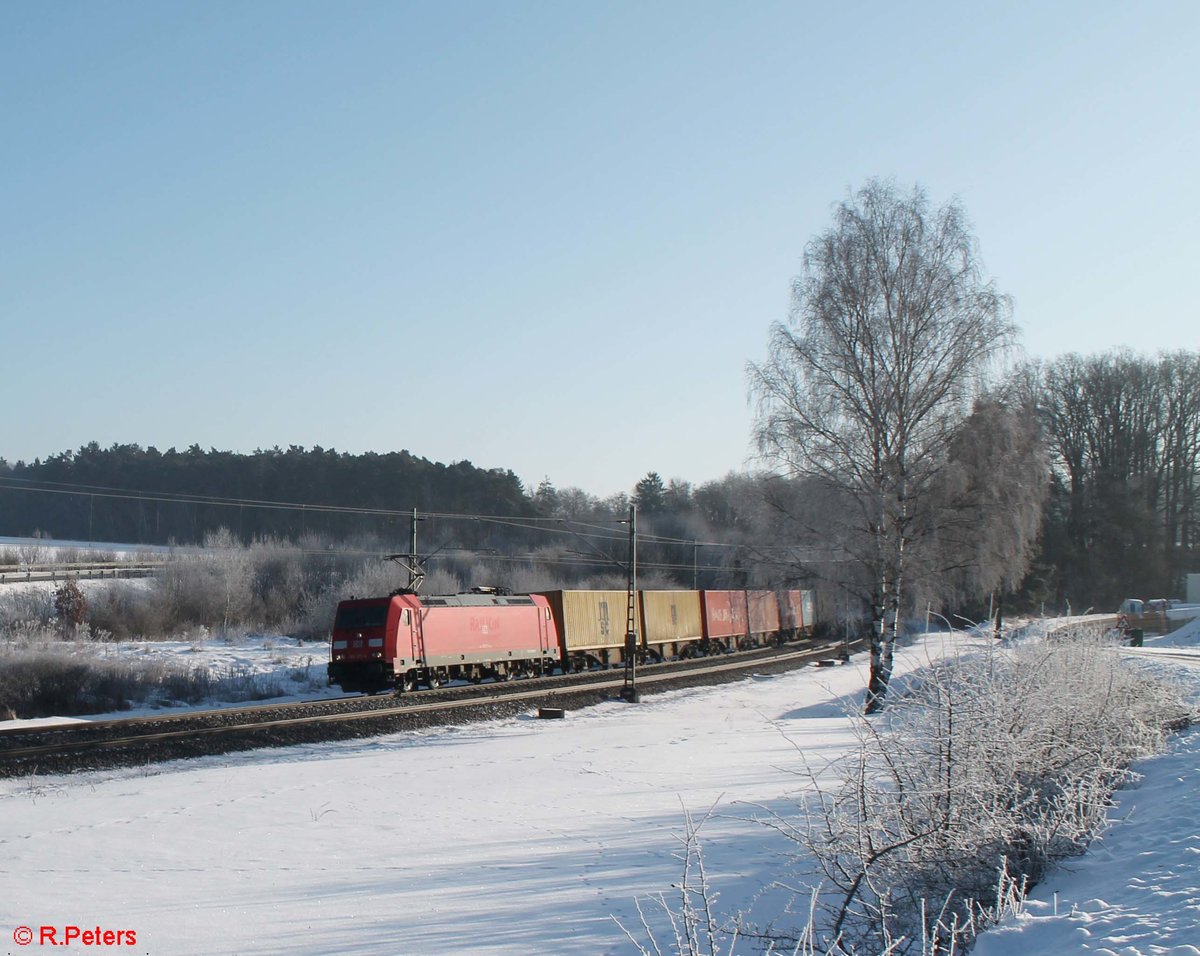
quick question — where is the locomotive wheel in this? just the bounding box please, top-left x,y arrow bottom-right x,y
400,672 -> 417,693
426,671 -> 443,689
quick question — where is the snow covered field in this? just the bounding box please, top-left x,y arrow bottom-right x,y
0,576 -> 337,723
1,622 -> 1197,955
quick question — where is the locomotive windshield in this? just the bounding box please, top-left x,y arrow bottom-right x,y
334,604 -> 389,630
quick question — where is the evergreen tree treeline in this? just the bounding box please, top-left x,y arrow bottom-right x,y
0,443 -> 532,546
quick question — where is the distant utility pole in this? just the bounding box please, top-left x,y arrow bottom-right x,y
621,503 -> 639,703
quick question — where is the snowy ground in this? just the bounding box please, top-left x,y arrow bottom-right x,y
0,626 -> 339,727
972,725 -> 1200,955
1,620 -> 1198,955
0,577 -> 338,724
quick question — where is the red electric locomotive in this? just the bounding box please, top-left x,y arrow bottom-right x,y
328,591 -> 560,693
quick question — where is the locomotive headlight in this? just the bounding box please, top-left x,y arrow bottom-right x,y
372,651 -> 383,659
333,654 -> 344,661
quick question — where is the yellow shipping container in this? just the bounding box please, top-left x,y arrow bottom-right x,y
539,589 -> 709,665
539,590 -> 638,659
640,590 -> 704,645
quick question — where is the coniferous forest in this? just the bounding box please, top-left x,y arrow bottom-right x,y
0,444 -> 532,546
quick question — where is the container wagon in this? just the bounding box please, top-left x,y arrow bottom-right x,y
699,590 -> 751,651
536,590 -> 640,669
639,589 -> 706,659
778,589 -> 816,639
746,590 -> 782,645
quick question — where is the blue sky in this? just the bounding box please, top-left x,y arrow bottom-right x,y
3,1 -> 1197,497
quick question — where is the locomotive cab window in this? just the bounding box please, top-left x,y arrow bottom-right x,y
334,605 -> 389,630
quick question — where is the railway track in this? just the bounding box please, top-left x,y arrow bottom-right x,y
0,639 -> 860,779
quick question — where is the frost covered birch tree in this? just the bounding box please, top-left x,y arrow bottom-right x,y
750,180 -> 1016,712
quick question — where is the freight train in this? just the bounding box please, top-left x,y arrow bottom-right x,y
327,587 -> 816,694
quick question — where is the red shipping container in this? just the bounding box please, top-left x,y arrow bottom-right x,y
778,590 -> 815,633
700,590 -> 749,641
747,590 -> 781,637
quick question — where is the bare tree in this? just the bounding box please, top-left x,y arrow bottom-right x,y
1039,349 -> 1200,607
750,180 -> 1016,711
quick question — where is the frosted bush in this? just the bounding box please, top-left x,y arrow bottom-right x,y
780,626 -> 1191,954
